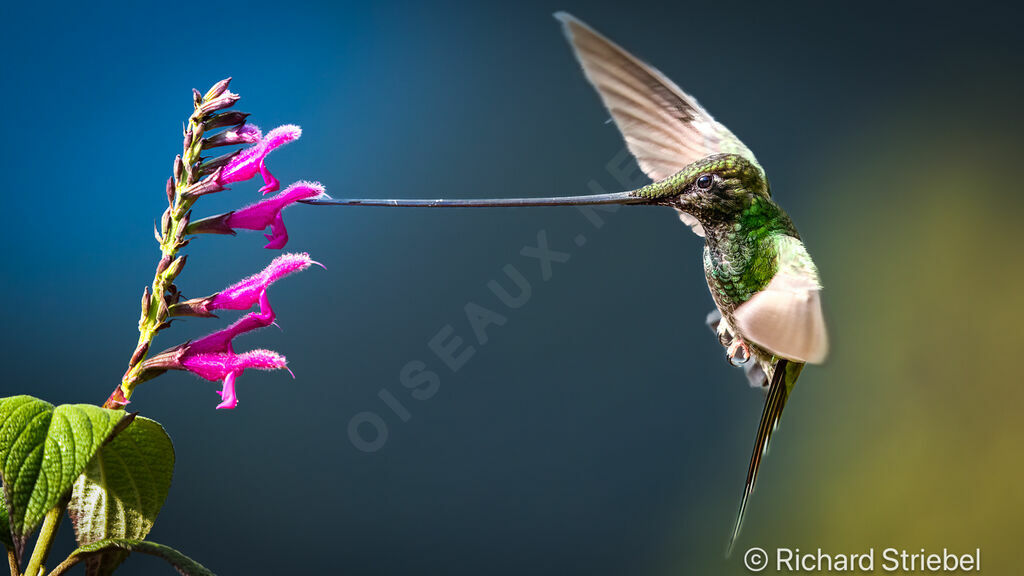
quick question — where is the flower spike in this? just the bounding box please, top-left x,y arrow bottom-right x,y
106,79 -> 322,412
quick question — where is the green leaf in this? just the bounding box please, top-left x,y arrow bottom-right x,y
0,489 -> 12,551
51,538 -> 215,576
0,396 -> 126,561
68,417 -> 174,576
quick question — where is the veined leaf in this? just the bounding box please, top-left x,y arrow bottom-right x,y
68,417 -> 175,576
0,396 -> 126,561
50,538 -> 214,576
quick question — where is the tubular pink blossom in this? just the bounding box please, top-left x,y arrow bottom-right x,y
189,292 -> 276,354
225,181 -> 326,249
208,253 -> 320,311
168,253 -> 323,318
217,124 -> 302,193
180,349 -> 287,383
176,292 -> 290,408
181,350 -> 289,409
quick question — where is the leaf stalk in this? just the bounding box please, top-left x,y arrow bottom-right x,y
23,506 -> 62,576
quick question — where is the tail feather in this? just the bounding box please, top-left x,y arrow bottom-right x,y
726,358 -> 803,556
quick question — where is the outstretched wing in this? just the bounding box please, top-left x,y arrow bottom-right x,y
734,235 -> 828,364
727,359 -> 803,555
556,12 -> 763,236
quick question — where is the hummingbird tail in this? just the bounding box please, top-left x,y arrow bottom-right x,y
726,358 -> 802,557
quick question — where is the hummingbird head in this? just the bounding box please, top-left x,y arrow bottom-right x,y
631,154 -> 771,231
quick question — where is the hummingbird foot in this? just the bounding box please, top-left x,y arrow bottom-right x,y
712,314 -> 735,347
726,339 -> 751,367
717,323 -> 734,347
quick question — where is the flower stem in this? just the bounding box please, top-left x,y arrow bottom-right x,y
103,99 -> 210,409
23,506 -> 62,576
8,548 -> 17,576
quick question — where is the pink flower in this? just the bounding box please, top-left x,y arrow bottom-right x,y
170,253 -> 321,318
188,181 -> 326,249
180,292 -> 290,409
217,124 -> 302,194
150,251 -> 324,408
182,350 -> 288,409
228,181 -> 325,248
209,252 -> 321,311
187,291 -> 277,354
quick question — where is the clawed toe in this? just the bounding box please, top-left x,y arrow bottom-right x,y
727,339 -> 751,367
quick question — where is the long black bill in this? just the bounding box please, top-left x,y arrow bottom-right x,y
301,191 -> 645,208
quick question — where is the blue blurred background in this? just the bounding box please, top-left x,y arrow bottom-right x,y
2,1 -> 1023,574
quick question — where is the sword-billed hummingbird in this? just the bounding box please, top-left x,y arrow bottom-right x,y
309,12 -> 828,555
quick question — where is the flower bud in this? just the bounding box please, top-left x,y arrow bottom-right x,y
203,124 -> 262,149
181,170 -> 226,199
185,212 -> 235,236
203,77 -> 232,101
164,255 -> 187,280
161,206 -> 172,237
139,286 -> 152,328
198,150 -> 240,178
165,176 -> 176,206
195,92 -> 240,116
129,341 -> 150,368
156,254 -> 173,275
204,111 -> 250,131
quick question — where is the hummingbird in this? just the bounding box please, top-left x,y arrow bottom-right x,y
308,12 -> 828,554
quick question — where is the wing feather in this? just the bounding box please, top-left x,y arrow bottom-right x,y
734,236 -> 828,364
556,12 -> 763,236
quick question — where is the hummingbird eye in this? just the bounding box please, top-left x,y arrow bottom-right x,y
696,174 -> 713,190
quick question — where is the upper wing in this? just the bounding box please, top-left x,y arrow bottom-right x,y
556,12 -> 763,236
734,235 -> 828,364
